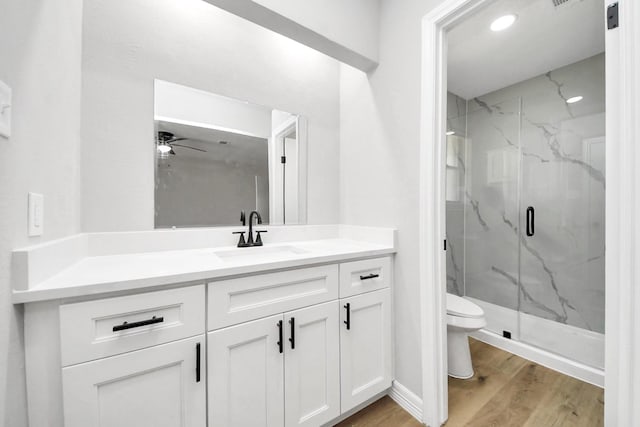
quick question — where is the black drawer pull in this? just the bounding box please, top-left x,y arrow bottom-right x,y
344,303 -> 351,330
359,273 -> 380,281
277,320 -> 284,353
289,317 -> 296,350
196,342 -> 201,383
112,315 -> 164,332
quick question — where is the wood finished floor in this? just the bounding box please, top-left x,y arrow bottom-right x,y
335,338 -> 604,427
334,395 -> 422,427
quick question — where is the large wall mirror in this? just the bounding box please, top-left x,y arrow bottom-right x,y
81,0 -> 339,232
154,80 -> 307,228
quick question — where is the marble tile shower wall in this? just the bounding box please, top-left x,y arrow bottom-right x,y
446,92 -> 467,297
448,53 -> 605,333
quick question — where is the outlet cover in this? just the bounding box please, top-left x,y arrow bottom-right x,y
28,193 -> 44,236
0,80 -> 11,138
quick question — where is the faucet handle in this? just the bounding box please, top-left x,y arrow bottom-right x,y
232,231 -> 248,247
255,230 -> 268,246
240,211 -> 246,226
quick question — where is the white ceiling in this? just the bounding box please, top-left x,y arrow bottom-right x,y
447,0 -> 605,99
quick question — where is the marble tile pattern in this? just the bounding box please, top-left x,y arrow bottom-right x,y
447,53 -> 605,333
445,92 -> 467,296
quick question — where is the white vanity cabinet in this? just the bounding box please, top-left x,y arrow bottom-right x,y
339,257 -> 391,298
208,301 -> 340,427
207,256 -> 391,426
284,301 -> 340,427
62,335 -> 206,427
58,285 -> 207,427
21,252 -> 394,427
208,313 -> 285,426
207,265 -> 339,330
339,288 -> 392,413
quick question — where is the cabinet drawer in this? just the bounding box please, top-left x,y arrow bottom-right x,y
60,285 -> 205,366
339,257 -> 391,297
208,265 -> 338,330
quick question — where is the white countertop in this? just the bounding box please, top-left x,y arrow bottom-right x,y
13,238 -> 394,303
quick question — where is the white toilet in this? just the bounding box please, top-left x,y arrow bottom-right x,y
446,293 -> 486,379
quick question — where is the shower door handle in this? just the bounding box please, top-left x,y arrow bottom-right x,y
526,206 -> 535,236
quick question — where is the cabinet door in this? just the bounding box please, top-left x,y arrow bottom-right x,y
284,301 -> 340,427
62,335 -> 205,427
208,314 -> 284,427
340,289 -> 392,413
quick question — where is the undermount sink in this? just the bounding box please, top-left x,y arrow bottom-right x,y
213,245 -> 309,261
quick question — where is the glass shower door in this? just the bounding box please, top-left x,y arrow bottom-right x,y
518,55 -> 605,369
462,96 -> 521,337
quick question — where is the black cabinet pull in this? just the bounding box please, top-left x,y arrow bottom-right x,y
344,303 -> 351,330
112,315 -> 164,332
195,342 -> 201,383
359,273 -> 380,281
277,320 -> 284,353
526,206 -> 535,237
289,317 -> 295,349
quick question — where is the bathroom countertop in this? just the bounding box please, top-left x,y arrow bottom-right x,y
12,238 -> 395,304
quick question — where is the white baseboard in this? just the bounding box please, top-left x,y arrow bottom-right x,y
388,380 -> 424,423
471,329 -> 605,388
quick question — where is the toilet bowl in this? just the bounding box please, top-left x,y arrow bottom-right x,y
446,293 -> 486,379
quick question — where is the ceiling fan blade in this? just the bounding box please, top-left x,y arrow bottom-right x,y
171,143 -> 207,152
170,149 -> 176,155
166,137 -> 188,143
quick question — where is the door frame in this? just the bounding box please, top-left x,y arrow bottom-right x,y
268,115 -> 308,225
418,1 -> 640,426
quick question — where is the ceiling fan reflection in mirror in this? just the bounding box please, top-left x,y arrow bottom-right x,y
156,131 -> 207,157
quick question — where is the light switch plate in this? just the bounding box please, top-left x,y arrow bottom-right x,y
28,193 -> 44,237
0,79 -> 12,138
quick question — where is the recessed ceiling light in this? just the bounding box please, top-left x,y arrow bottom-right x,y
490,14 -> 517,32
566,96 -> 583,104
446,131 -> 455,136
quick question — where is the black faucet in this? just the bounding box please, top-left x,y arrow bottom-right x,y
247,210 -> 262,246
233,210 -> 267,247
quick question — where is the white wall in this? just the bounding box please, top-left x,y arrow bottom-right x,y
339,0 -> 447,400
0,0 -> 83,425
82,0 -> 341,232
